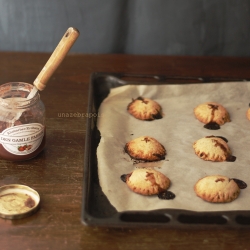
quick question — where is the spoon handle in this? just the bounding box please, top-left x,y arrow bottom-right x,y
34,27 -> 80,91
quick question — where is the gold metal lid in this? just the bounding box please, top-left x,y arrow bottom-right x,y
0,184 -> 40,219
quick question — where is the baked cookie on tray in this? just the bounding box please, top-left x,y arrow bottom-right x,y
193,135 -> 236,162
246,104 -> 250,120
124,136 -> 166,162
127,96 -> 163,121
121,168 -> 170,196
194,175 -> 241,203
194,102 -> 230,129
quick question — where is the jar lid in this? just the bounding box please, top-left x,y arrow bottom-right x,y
0,184 -> 40,219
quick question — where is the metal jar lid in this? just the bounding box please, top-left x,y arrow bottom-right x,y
0,184 -> 40,219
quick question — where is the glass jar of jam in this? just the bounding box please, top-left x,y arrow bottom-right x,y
0,82 -> 45,161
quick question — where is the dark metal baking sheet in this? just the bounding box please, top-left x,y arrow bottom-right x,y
82,72 -> 250,228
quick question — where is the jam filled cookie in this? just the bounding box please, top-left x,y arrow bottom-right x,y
193,136 -> 236,162
127,97 -> 163,121
194,175 -> 241,203
124,136 -> 166,162
121,168 -> 170,196
194,102 -> 230,129
246,104 -> 250,120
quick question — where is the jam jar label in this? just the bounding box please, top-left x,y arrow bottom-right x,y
0,123 -> 44,155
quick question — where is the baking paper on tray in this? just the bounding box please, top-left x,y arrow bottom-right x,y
96,82 -> 250,212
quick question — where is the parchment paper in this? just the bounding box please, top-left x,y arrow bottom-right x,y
96,82 -> 250,212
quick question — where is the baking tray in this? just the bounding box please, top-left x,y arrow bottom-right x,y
82,72 -> 250,228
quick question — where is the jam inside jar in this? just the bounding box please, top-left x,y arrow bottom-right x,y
0,82 -> 45,161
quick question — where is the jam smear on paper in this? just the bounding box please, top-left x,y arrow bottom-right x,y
158,191 -> 176,200
232,178 -> 247,189
204,122 -> 220,130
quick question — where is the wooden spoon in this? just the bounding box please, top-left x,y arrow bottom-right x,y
11,27 -> 79,124
30,27 -> 80,97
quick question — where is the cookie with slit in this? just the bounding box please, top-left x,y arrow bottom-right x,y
193,135 -> 236,162
194,175 -> 240,203
122,168 -> 170,196
246,104 -> 250,120
127,96 -> 163,121
194,102 -> 230,126
125,136 -> 166,162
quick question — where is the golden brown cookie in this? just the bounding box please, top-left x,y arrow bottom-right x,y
194,102 -> 230,125
125,136 -> 166,162
193,136 -> 236,162
127,97 -> 163,121
246,106 -> 250,120
194,175 -> 240,203
124,168 -> 170,196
